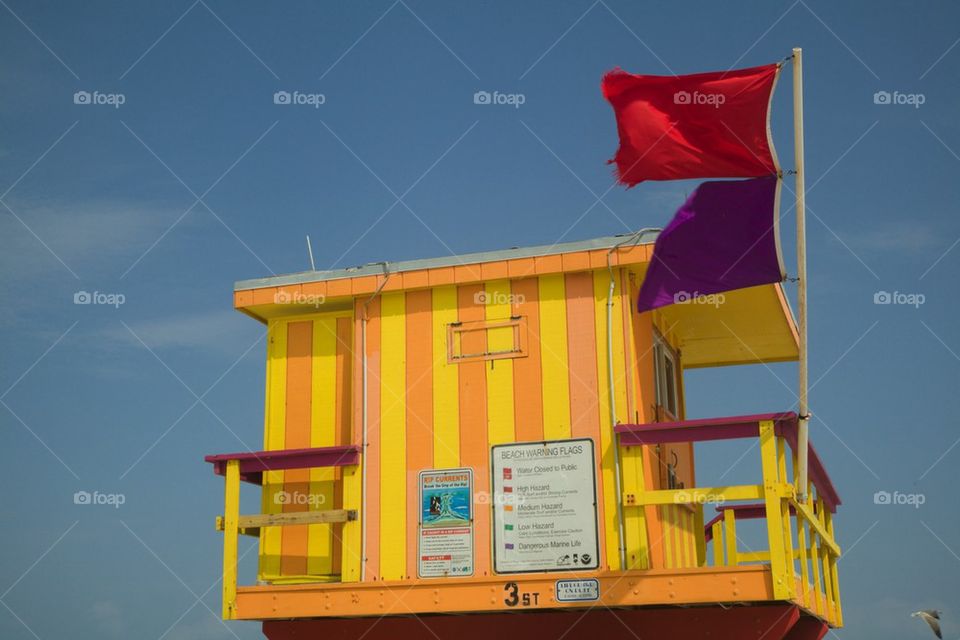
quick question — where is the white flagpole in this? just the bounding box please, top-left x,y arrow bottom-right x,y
792,47 -> 810,500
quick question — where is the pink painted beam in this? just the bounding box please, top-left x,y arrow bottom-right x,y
775,422 -> 841,512
205,445 -> 361,485
614,412 -> 798,445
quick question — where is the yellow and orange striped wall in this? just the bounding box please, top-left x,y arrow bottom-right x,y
241,241 -> 734,584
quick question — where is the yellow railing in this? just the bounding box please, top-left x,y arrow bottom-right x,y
617,414 -> 842,627
205,446 -> 362,619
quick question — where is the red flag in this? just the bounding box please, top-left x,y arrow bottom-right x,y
602,64 -> 780,185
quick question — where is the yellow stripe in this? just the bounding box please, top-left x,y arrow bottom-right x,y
432,285 -> 460,468
593,270 -> 625,571
261,320 -> 287,579
674,507 -> 684,567
538,274 -> 571,440
485,280 -> 515,446
621,445 -> 649,568
379,292 -> 406,580
307,317 -> 337,575
675,508 -> 684,568
660,506 -> 672,568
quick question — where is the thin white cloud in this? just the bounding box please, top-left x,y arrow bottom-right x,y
101,310 -> 262,356
1,196 -> 192,281
90,600 -> 125,636
843,221 -> 942,254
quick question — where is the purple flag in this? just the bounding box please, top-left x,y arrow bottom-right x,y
637,176 -> 784,313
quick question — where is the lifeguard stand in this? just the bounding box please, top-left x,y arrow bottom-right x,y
206,232 -> 842,640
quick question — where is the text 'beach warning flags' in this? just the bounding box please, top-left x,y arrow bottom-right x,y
602,62 -> 786,312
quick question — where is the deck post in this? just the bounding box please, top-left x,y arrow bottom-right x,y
222,459 -> 240,619
807,484 -> 824,617
620,444 -> 650,569
693,504 -> 706,567
340,461 -> 363,581
759,420 -> 793,600
816,497 -> 835,621
824,505 -> 842,626
711,521 -> 724,566
794,453 -> 811,609
722,508 -> 738,566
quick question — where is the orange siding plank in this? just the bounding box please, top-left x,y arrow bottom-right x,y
403,270 -> 430,290
281,321 -> 313,576
429,267 -> 456,287
534,254 -> 563,274
405,290 -> 434,578
252,286 -> 277,306
620,270 -> 637,423
327,279 -> 352,298
562,252 -> 591,272
563,272 -> 607,568
363,297 -> 382,580
507,258 -> 536,278
481,261 -> 509,280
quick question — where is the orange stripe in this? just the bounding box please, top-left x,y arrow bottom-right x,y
563,272 -> 606,567
511,278 -> 543,443
337,317 -> 353,447
332,316 -> 353,575
457,284 -> 489,575
620,270 -> 637,423
281,321 -> 312,575
362,298 -> 382,580
405,290 -> 434,578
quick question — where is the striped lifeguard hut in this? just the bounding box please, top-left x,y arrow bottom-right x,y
206,231 -> 842,640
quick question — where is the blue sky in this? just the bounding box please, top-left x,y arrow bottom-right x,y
2,1 -> 959,638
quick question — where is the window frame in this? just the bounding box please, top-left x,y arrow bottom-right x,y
446,316 -> 528,364
653,330 -> 681,420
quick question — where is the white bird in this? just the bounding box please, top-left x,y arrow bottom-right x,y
911,610 -> 942,639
